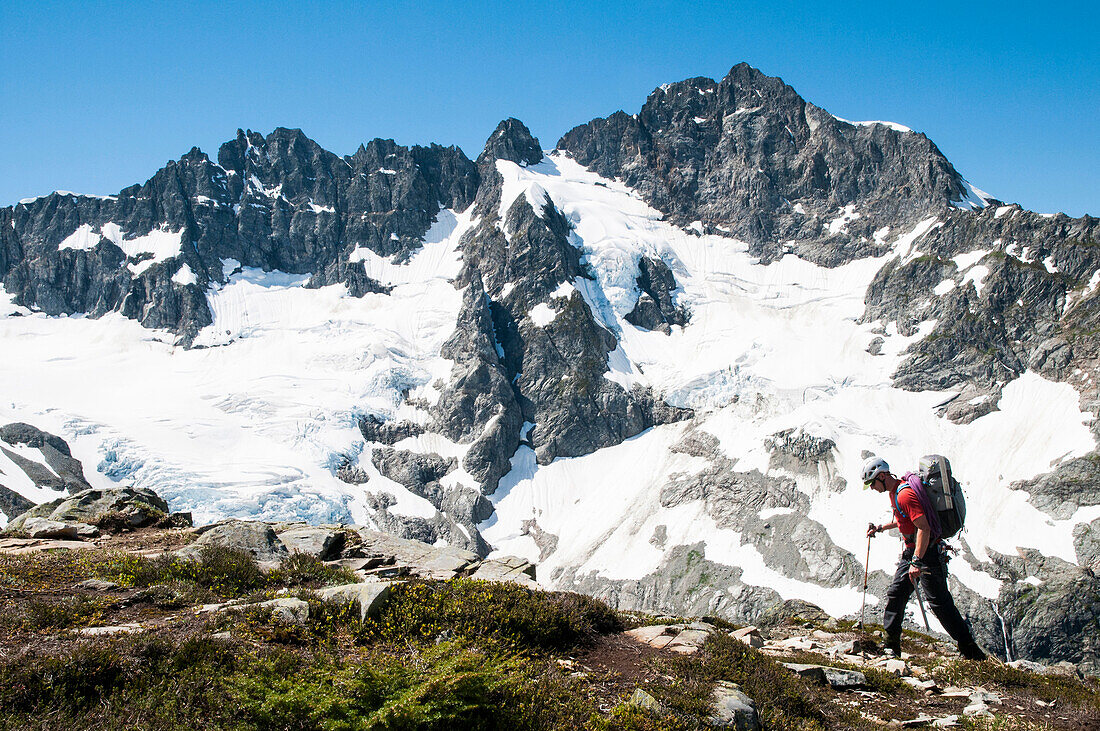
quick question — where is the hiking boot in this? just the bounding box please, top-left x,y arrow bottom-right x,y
883,637 -> 901,657
959,643 -> 987,661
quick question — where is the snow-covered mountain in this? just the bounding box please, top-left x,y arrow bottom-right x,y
3,64 -> 1099,668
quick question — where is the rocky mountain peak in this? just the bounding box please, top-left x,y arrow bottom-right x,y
348,138 -> 403,169
557,63 -> 977,265
477,118 -> 543,168
720,61 -> 792,96
216,128 -> 265,171
180,146 -> 209,165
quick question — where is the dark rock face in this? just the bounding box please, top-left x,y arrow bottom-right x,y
1073,519 -> 1100,571
625,257 -> 689,333
983,548 -> 1100,672
357,415 -> 424,446
362,411 -> 495,555
1011,456 -> 1100,520
434,272 -> 523,491
0,445 -> 66,493
353,118 -> 690,555
364,490 -> 490,556
555,542 -> 783,624
863,207 -> 1100,423
764,428 -> 838,478
477,118 -> 544,168
1,129 -> 480,342
448,120 -> 691,467
0,486 -> 34,522
361,272 -> 519,556
1,422 -> 74,455
557,63 -> 976,266
660,427 -> 861,589
663,429 -> 806,522
371,447 -> 456,504
0,423 -> 92,506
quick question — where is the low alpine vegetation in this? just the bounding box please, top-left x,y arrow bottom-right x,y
97,546 -> 358,601
363,578 -> 624,650
98,545 -> 267,599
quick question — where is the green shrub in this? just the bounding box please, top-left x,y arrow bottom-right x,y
231,595 -> 364,647
0,635 -> 229,714
227,641 -> 549,730
0,632 -> 597,730
5,595 -> 108,632
228,641 -> 597,730
99,545 -> 266,598
0,643 -> 128,713
131,579 -> 209,608
268,551 -> 359,588
590,704 -> 695,731
0,550 -> 103,591
99,547 -> 358,603
364,579 -> 623,650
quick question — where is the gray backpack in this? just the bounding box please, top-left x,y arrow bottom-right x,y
918,455 -> 966,540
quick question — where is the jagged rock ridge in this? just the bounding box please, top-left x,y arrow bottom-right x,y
2,129 -> 478,341
557,63 -> 983,266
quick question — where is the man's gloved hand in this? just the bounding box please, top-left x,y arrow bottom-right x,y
866,523 -> 878,538
908,559 -> 924,584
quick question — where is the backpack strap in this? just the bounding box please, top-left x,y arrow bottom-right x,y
891,485 -> 916,543
890,488 -> 909,520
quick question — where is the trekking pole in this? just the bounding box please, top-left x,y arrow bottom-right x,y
859,524 -> 872,630
913,582 -> 932,632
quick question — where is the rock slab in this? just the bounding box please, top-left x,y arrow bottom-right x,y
23,517 -> 98,540
318,581 -> 395,621
782,663 -> 867,689
183,520 -> 288,562
256,597 -> 310,625
710,680 -> 761,731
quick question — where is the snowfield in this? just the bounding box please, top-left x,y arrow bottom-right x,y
0,208 -> 474,527
0,154 -> 1093,622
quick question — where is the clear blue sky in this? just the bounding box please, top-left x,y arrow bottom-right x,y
2,0 -> 1097,216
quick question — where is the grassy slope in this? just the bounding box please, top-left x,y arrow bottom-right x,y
1,535 -> 1098,730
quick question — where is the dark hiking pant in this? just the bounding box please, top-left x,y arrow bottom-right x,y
883,544 -> 978,649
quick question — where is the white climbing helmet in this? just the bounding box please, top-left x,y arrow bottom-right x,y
861,456 -> 890,487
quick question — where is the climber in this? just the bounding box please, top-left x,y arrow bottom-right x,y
862,456 -> 986,661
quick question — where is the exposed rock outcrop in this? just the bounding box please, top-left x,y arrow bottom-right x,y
555,543 -> 784,625
0,422 -> 91,496
450,117 -> 691,468
4,486 -> 169,535
625,256 -> 689,333
862,209 -> 1100,423
0,486 -> 34,522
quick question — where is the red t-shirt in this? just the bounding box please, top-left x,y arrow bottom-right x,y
891,486 -> 926,543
